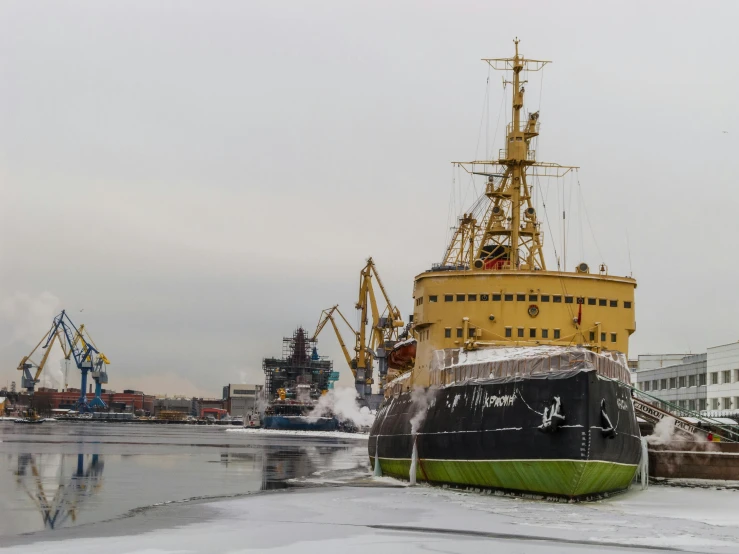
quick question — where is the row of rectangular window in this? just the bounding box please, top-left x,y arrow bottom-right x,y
709,369 -> 739,385
428,294 -> 631,309
652,399 -> 738,412
504,328 -> 561,339
710,397 -> 737,410
641,374 -> 707,392
587,331 -> 618,343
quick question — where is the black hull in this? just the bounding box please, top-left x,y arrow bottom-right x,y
369,370 -> 641,498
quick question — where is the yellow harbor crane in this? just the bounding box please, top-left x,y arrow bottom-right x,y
17,329 -> 66,394
312,258 -> 405,399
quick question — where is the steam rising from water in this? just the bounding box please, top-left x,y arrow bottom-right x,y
410,386 -> 435,435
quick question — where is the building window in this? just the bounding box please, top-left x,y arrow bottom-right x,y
541,295 -> 550,302
456,328 -> 463,338
529,328 -> 536,338
609,300 -> 618,307
688,399 -> 696,411
529,294 -> 538,301
542,329 -> 549,339
480,294 -> 489,301
517,294 -> 526,301
624,301 -> 632,309
599,298 -> 607,306
505,327 -> 512,338
711,372 -> 719,385
689,375 -> 696,387
444,294 -> 453,302
677,400 -> 686,409
429,295 -> 438,302
652,380 -> 659,390
723,397 -> 732,409
723,370 -> 731,384
643,381 -> 650,391
610,333 -> 617,343
493,293 -> 502,301
444,328 -> 451,338
588,298 -> 596,305
504,294 -> 513,301
699,399 -> 707,411
589,331 -> 595,341
660,379 -> 667,389
711,398 -> 719,410
456,294 -> 465,301
517,328 -> 524,338
669,377 -> 677,389
565,296 -> 574,304
699,373 -> 707,386
468,294 -> 477,301
735,369 -> 739,383
553,295 -> 562,303
678,376 -> 686,388
735,397 -> 739,411
600,332 -> 606,342
554,329 -> 561,339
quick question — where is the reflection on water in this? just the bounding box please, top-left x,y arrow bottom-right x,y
14,453 -> 104,531
0,424 -> 369,537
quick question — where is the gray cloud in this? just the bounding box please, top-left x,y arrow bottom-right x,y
1,1 -> 737,395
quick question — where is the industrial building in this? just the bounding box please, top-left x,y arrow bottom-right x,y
634,341 -> 739,415
222,383 -> 263,417
27,389 -> 155,414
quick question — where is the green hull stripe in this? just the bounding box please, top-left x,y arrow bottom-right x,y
372,457 -> 637,497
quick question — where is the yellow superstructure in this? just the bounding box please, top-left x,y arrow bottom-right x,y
404,39 -> 636,389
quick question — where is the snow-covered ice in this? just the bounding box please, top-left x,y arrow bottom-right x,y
224,428 -> 369,440
5,483 -> 739,553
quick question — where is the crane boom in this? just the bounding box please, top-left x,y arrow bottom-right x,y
312,306 -> 355,374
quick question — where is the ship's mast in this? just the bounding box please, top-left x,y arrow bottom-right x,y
444,39 -> 577,272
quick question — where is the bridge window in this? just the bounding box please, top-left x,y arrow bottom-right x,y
429,295 -> 438,302
505,327 -> 512,338
517,328 -> 524,338
480,294 -> 489,301
456,294 -> 465,301
588,298 -> 596,306
504,294 -> 513,301
610,300 -> 618,307
493,293 -> 502,301
553,295 -> 562,303
529,328 -> 536,338
529,294 -> 538,301
610,333 -> 617,343
456,328 -> 463,338
599,299 -> 607,306
542,329 -> 549,338
541,295 -> 550,302
565,296 -> 574,304
444,295 -> 453,302
624,301 -> 632,308
444,328 -> 451,338
468,294 -> 477,301
554,329 -> 561,339
516,294 -> 526,301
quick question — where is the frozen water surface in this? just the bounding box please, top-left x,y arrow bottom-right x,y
2,422 -> 739,553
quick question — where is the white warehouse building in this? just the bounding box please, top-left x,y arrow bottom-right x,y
706,342 -> 739,412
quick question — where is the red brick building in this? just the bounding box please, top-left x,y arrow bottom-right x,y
33,389 -> 155,413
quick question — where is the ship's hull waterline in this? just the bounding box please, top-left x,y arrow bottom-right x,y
369,370 -> 641,499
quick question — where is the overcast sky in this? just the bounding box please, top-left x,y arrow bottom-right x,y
1,1 -> 737,397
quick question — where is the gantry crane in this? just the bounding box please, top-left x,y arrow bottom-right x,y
42,310 -> 107,412
312,258 -> 405,399
70,324 -> 110,409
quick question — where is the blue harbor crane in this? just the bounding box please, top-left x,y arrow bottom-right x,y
43,310 -> 108,412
